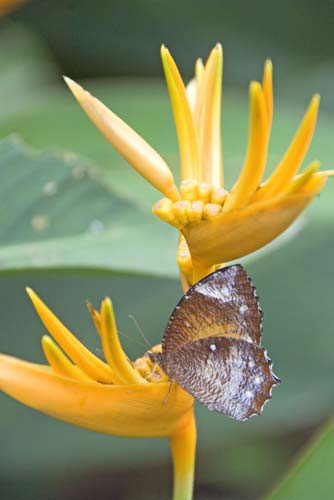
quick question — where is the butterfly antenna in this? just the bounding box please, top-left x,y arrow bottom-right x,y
162,380 -> 174,405
128,314 -> 151,349
117,329 -> 148,348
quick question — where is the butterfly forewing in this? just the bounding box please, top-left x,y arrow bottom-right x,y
162,336 -> 279,421
162,265 -> 262,360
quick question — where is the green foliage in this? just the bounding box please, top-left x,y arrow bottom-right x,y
267,421 -> 334,499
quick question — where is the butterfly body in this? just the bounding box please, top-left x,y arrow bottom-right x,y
160,265 -> 280,421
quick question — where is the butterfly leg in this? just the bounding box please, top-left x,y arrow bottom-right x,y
162,380 -> 175,405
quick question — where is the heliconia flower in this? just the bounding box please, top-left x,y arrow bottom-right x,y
64,45 -> 333,287
0,289 -> 195,500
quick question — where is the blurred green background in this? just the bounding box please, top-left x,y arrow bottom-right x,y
0,1 -> 333,499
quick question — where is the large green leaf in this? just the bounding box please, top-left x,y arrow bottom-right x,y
267,421 -> 334,499
0,136 -> 177,276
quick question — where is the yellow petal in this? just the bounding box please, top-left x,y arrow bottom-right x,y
211,186 -> 227,204
187,201 -> 204,223
152,198 -> 182,229
184,179 -> 326,266
262,59 -> 273,130
195,58 -> 204,82
253,94 -> 320,201
0,354 -> 194,437
195,44 -> 223,186
185,78 -> 198,112
296,170 -> 330,194
161,46 -> 200,180
203,203 -> 222,219
177,235 -> 193,285
180,179 -> 198,201
223,81 -> 268,212
26,288 -> 114,384
64,76 -> 180,202
197,182 -> 212,203
173,200 -> 191,226
99,298 -> 146,384
42,335 -> 95,383
284,161 -> 320,195
185,59 -> 204,112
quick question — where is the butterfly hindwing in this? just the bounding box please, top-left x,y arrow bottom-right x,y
162,336 -> 279,421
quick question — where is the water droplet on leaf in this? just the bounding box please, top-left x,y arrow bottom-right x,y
43,181 -> 58,196
89,219 -> 105,234
31,215 -> 49,232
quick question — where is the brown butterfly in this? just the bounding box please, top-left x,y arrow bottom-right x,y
155,264 -> 280,421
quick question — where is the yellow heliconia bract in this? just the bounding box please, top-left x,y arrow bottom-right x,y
63,76 -> 180,203
161,45 -> 201,181
222,81 -> 268,212
63,45 -> 333,287
194,44 -> 223,186
0,290 -> 195,499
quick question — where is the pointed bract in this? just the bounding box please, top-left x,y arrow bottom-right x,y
0,354 -> 193,437
262,59 -> 273,130
195,44 -> 223,186
42,335 -> 95,383
253,94 -> 320,201
99,298 -> 146,384
64,76 -> 180,201
26,287 -> 114,383
223,81 -> 268,212
161,46 -> 200,181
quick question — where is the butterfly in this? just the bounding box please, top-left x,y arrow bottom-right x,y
153,264 -> 280,421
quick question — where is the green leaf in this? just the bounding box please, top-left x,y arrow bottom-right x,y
267,421 -> 334,499
0,136 -> 177,277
